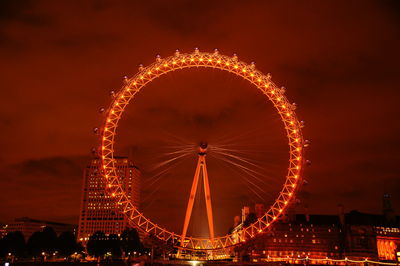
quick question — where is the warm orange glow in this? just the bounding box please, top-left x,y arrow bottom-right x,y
99,50 -> 305,251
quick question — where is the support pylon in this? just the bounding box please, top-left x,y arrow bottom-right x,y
180,142 -> 215,249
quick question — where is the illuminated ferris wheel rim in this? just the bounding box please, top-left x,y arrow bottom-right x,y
99,49 -> 305,250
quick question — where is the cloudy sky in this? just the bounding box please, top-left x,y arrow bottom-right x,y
0,0 -> 399,236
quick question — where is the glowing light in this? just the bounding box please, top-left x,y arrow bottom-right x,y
99,51 -> 304,251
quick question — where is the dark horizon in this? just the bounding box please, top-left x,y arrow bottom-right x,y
0,0 -> 399,234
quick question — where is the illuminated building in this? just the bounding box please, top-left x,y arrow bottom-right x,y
234,199 -> 400,263
3,217 -> 76,240
77,157 -> 140,243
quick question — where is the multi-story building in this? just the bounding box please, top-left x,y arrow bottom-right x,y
77,157 -> 140,242
3,217 -> 76,240
234,197 -> 400,263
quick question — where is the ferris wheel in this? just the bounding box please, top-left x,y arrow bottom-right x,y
98,49 -> 306,253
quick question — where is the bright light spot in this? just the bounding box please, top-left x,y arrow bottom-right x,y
257,78 -> 261,82
133,82 -> 137,85
277,97 -> 281,101
234,65 -> 238,69
140,76 -> 144,79
250,73 -> 254,77
273,217 -> 277,220
147,71 -> 151,74
289,192 -> 292,196
181,59 -> 186,63
225,62 -> 230,66
156,67 -> 160,70
294,175 -> 298,179
172,61 -> 176,64
208,59 -> 212,62
282,105 -> 286,109
279,209 -> 282,212
217,60 -> 221,63
163,63 -> 168,67
292,184 -> 296,188
199,58 -> 203,61
242,68 -> 247,72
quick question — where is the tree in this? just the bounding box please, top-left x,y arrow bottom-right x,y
120,228 -> 141,256
86,231 -> 107,258
0,231 -> 26,257
57,231 -> 77,257
41,227 -> 57,254
27,231 -> 44,257
107,234 -> 121,258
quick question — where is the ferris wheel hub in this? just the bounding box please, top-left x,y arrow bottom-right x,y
198,141 -> 208,155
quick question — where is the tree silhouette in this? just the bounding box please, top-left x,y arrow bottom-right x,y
41,227 -> 57,254
107,234 -> 121,258
0,231 -> 26,257
27,231 -> 44,257
86,231 -> 107,258
57,231 -> 77,257
120,228 -> 141,256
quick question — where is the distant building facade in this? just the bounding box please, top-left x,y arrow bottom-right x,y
77,157 -> 140,242
234,199 -> 400,263
3,217 -> 76,240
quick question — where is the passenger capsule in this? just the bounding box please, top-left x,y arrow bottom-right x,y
175,49 -> 180,56
138,64 -> 144,71
213,48 -> 219,54
99,107 -> 105,113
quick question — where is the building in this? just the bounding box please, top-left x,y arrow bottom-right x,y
77,157 -> 140,242
3,217 -> 76,240
234,199 -> 400,263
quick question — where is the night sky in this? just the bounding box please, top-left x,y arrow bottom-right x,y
0,0 -> 399,237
